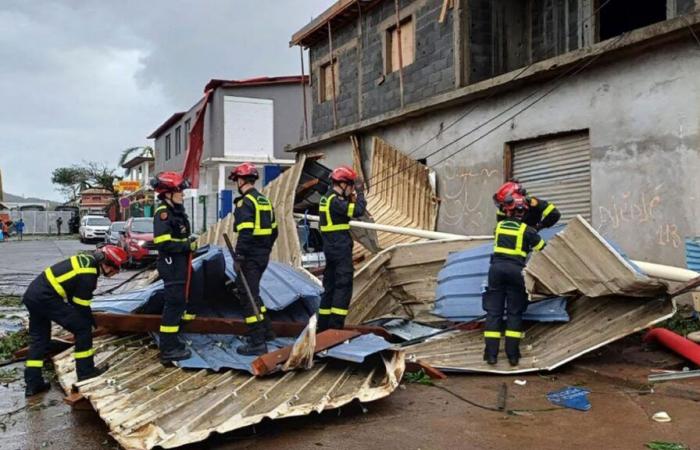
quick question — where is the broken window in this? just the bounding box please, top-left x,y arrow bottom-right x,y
598,0 -> 667,41
319,59 -> 339,103
386,16 -> 415,74
165,134 -> 171,161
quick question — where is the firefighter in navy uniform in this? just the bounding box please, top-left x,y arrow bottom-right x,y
318,166 -> 366,332
23,245 -> 127,397
483,194 -> 546,367
151,171 -> 196,363
493,181 -> 561,230
230,163 -> 278,356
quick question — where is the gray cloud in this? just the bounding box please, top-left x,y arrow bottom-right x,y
0,0 -> 329,200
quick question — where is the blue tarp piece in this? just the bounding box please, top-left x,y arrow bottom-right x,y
433,226 -> 570,322
91,245 -> 326,373
547,386 -> 592,411
321,334 -> 393,363
367,319 -> 441,341
685,238 -> 700,272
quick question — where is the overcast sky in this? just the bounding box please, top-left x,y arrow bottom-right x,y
0,0 -> 330,201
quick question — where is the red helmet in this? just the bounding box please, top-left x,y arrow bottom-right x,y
229,162 -> 259,181
493,180 -> 526,206
330,166 -> 357,183
503,193 -> 529,217
99,245 -> 128,269
150,171 -> 190,194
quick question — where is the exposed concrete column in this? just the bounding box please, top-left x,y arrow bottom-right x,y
217,164 -> 226,193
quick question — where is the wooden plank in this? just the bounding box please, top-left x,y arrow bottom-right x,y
63,392 -> 93,410
438,0 -> 451,24
251,329 -> 360,376
92,312 -> 392,340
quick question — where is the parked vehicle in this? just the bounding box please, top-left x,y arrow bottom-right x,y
120,217 -> 156,266
104,221 -> 126,245
79,215 -> 111,243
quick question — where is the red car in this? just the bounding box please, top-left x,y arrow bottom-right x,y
120,217 -> 157,266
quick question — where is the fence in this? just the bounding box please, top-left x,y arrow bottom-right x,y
0,210 -> 75,235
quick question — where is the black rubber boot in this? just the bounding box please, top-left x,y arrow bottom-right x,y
484,352 -> 498,366
484,336 -> 500,366
160,346 -> 192,363
508,357 -> 520,367
236,326 -> 267,356
505,337 -> 521,367
25,368 -> 51,397
317,314 -> 330,333
77,364 -> 109,382
262,317 -> 276,341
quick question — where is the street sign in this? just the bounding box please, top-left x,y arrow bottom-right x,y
119,197 -> 130,208
117,180 -> 141,192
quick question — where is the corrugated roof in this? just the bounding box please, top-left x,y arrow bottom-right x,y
433,226 -> 569,322
53,335 -> 405,450
685,238 -> 700,271
290,0 -> 382,47
147,112 -> 185,139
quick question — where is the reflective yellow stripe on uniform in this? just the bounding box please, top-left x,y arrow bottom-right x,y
74,348 -> 95,359
160,325 -> 179,333
260,306 -> 267,314
45,256 -> 97,299
542,203 -> 556,219
236,194 -> 276,235
484,331 -> 501,338
330,307 -> 348,316
505,330 -> 524,339
318,308 -> 331,315
347,202 -> 355,218
154,233 -> 188,244
26,359 -> 44,368
72,297 -> 91,307
319,194 -> 351,232
533,239 -> 545,251
155,205 -> 167,213
182,313 -> 196,321
493,222 -> 527,257
245,314 -> 261,324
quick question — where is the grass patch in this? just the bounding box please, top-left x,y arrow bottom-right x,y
0,330 -> 28,360
659,307 -> 700,337
0,368 -> 20,383
646,442 -> 688,450
0,296 -> 21,307
404,369 -> 434,386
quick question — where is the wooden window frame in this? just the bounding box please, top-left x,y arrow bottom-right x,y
175,126 -> 182,156
385,15 -> 416,75
165,134 -> 171,161
318,59 -> 339,104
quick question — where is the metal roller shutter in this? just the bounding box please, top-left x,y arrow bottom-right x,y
511,131 -> 591,222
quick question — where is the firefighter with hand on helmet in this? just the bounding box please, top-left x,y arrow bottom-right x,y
229,162 -> 278,355
493,180 -> 560,230
22,245 -> 127,397
483,193 -> 545,367
151,171 -> 195,363
317,166 -> 366,332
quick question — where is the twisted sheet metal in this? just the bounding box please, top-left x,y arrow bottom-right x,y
53,334 -> 404,450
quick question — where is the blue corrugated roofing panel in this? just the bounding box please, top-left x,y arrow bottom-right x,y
433,226 -> 569,322
685,238 -> 700,271
321,334 -> 393,363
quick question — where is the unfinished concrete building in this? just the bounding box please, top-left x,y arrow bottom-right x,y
290,0 -> 700,266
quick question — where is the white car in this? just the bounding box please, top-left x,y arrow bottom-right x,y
79,215 -> 111,243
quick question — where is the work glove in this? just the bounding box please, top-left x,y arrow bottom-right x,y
189,234 -> 199,252
354,177 -> 365,194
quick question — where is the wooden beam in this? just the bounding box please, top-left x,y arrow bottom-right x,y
394,0 -> 405,108
92,312 -> 393,340
251,329 -> 360,376
328,22 -> 339,129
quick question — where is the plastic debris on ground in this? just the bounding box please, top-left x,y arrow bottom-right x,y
651,411 -> 672,423
546,386 -> 591,411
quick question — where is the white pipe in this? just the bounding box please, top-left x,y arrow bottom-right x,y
294,213 -> 491,241
295,213 -> 699,283
631,260 -> 699,283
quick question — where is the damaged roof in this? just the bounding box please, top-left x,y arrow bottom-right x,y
53,335 -> 404,450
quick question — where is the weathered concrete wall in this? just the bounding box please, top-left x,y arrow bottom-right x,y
310,0 -> 455,135
308,40 -> 700,265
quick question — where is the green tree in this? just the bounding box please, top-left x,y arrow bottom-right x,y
51,166 -> 90,202
118,146 -> 153,176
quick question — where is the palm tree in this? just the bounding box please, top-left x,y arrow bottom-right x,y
119,146 -> 154,176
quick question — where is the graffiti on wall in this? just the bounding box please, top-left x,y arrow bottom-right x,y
598,184 -> 681,248
440,159 -> 500,231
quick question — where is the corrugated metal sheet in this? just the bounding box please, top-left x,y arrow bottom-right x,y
433,226 -> 569,322
524,216 -> 668,298
405,295 -> 674,374
321,334 -> 393,363
353,137 -> 439,262
685,238 -> 700,271
53,335 -> 405,450
348,238 -> 492,325
512,132 -> 592,222
197,153 -> 308,270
